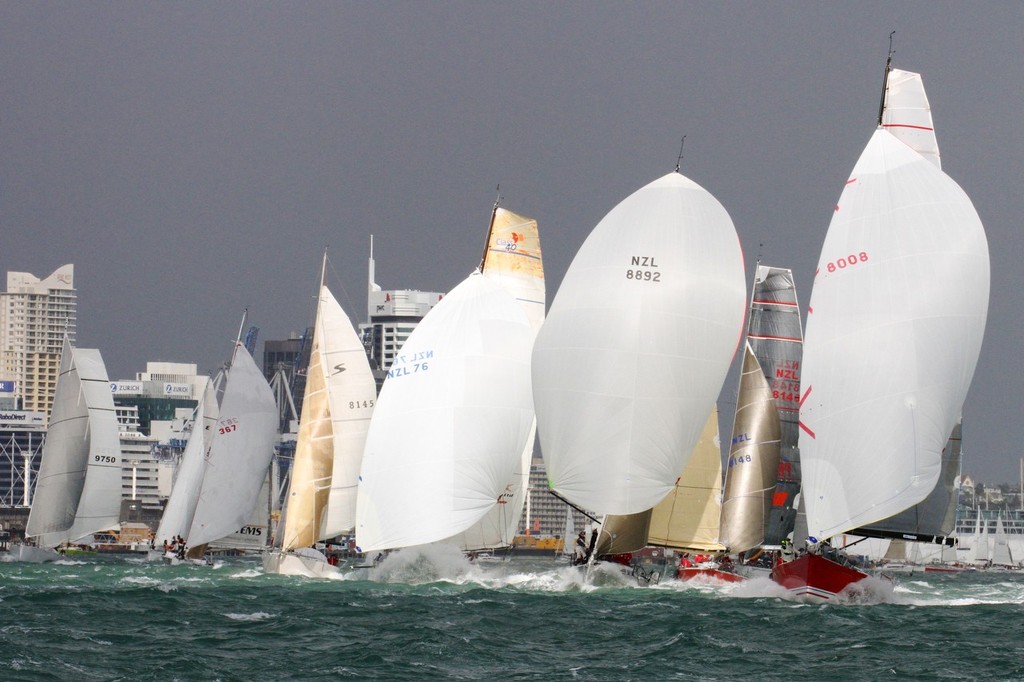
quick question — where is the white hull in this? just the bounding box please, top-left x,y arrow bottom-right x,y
4,544 -> 63,563
262,549 -> 342,578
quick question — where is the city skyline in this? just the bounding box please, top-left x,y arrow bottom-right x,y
1,4 -> 1021,480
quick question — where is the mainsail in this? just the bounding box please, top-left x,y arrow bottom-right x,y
719,343 -> 782,554
355,272 -> 535,552
880,68 -> 940,169
186,342 -> 278,550
745,265 -> 803,544
455,206 -> 545,552
281,283 -> 377,551
799,126 -> 989,541
26,337 -> 122,548
532,171 -> 746,516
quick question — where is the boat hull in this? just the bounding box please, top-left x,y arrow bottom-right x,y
4,544 -> 62,563
677,566 -> 745,583
771,552 -> 868,601
262,549 -> 342,578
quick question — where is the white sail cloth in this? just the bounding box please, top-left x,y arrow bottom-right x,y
355,272 -> 535,552
156,379 -> 218,544
27,338 -> 122,547
186,343 -> 278,549
800,129 -> 989,541
532,172 -> 746,515
282,284 -> 376,550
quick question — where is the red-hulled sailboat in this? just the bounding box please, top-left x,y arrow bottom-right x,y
770,50 -> 989,601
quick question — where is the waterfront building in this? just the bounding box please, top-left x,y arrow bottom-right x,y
111,363 -> 208,515
0,265 -> 76,415
521,458 -> 591,539
358,240 -> 443,391
0,409 -> 46,507
116,404 -> 163,511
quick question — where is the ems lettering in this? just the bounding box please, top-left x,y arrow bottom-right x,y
238,526 -> 263,536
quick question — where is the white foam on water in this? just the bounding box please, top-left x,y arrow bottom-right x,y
224,611 -> 274,621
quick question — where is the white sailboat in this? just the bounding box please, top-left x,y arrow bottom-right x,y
182,339 -> 278,559
772,57 -> 990,601
531,169 -> 746,550
990,514 -> 1016,569
14,337 -> 122,562
453,204 -> 545,555
264,256 -> 378,577
355,270 -> 535,553
152,377 -> 218,556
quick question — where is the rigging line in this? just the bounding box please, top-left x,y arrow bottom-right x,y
547,489 -> 599,524
877,30 -> 896,126
674,135 -> 686,173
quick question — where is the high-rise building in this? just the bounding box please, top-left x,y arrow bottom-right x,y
358,239 -> 443,391
0,265 -> 76,415
0,409 -> 46,507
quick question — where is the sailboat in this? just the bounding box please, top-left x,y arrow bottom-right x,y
989,514 -> 1017,570
596,411 -> 737,584
718,342 -> 782,559
589,412 -> 725,582
151,377 -> 218,558
355,272 -> 536,554
263,256 -> 378,578
451,204 -> 545,556
180,336 -> 278,561
531,168 -> 746,576
13,337 -> 122,562
771,56 -> 990,601
744,265 -> 804,546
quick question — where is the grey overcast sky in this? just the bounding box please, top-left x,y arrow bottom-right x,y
1,2 -> 1021,481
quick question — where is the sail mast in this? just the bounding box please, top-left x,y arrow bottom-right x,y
876,31 -> 896,126
479,187 -> 501,271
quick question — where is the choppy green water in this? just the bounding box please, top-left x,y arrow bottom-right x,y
2,547 -> 1023,681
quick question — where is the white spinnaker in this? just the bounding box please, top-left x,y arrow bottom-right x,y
800,129 -> 989,541
531,171 -> 746,515
320,285 -> 377,538
355,272 -> 535,552
457,207 -> 545,551
186,343 -> 278,548
156,378 -> 218,544
881,68 -> 940,169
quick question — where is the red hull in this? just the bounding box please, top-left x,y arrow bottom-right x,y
771,552 -> 868,600
677,566 -> 746,583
